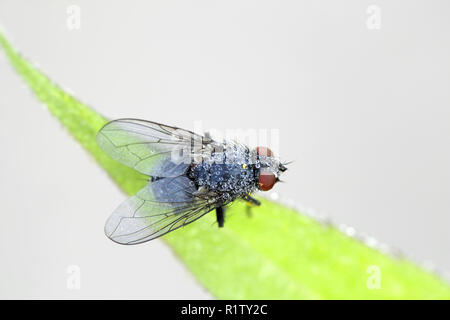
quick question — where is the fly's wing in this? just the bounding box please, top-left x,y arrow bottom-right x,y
105,175 -> 219,244
97,118 -> 213,177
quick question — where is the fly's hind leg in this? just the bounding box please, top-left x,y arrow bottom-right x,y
216,206 -> 225,228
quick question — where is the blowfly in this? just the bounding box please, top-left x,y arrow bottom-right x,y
97,119 -> 287,244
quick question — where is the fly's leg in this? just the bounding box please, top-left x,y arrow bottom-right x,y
243,195 -> 261,218
216,206 -> 225,228
243,195 -> 261,206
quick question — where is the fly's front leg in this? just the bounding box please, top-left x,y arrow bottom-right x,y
243,195 -> 260,218
243,195 -> 261,206
216,206 -> 225,228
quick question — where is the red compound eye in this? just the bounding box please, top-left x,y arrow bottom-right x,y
256,146 -> 273,157
258,169 -> 276,191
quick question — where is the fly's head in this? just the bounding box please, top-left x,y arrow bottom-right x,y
252,146 -> 287,191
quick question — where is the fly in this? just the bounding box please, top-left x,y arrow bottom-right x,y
97,118 -> 287,244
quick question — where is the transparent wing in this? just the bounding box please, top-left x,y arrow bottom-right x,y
97,118 -> 213,177
105,175 -> 219,244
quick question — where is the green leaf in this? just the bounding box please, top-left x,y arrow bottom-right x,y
2,32 -> 449,299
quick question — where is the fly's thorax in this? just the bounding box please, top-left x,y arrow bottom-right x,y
188,149 -> 258,201
187,144 -> 284,198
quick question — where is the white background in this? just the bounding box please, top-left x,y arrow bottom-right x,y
0,0 -> 449,298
